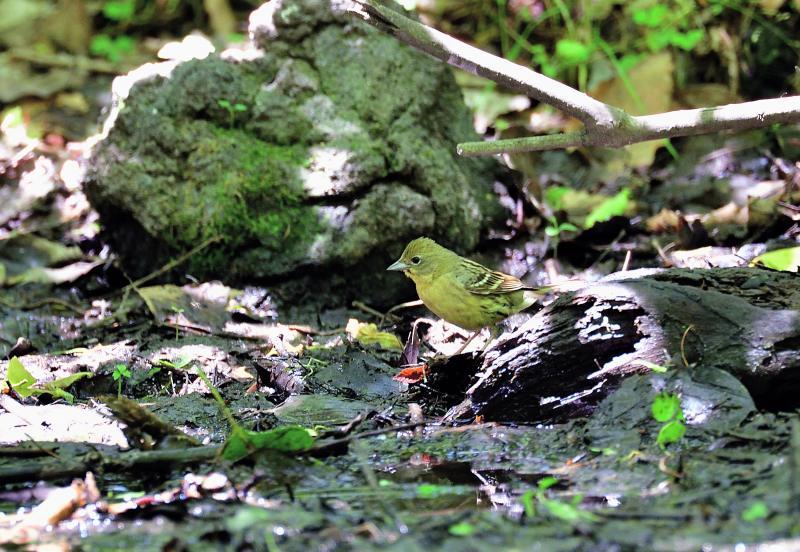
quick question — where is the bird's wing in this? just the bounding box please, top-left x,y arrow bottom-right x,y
458,258 -> 528,295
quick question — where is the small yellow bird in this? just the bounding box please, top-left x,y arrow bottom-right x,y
387,237 -> 547,353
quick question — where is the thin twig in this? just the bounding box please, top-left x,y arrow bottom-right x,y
121,235 -> 222,295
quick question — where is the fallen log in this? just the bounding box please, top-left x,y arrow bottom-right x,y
447,267 -> 800,423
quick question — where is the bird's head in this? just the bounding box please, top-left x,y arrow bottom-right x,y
386,237 -> 457,281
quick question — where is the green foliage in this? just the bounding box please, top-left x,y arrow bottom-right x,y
217,99 -> 248,128
751,246 -> 800,272
741,501 -> 769,522
416,484 -> 452,499
651,392 -> 681,422
193,363 -> 316,462
90,34 -> 135,62
651,392 -> 686,448
112,363 -> 131,397
6,356 -> 36,397
156,355 -> 193,370
222,425 -> 316,462
545,218 -> 579,238
103,0 -> 136,21
657,420 -> 687,446
632,5 -> 669,27
520,476 -> 598,524
448,521 -> 476,536
5,356 -> 90,404
555,39 -> 591,66
584,189 -> 631,229
632,359 -> 669,373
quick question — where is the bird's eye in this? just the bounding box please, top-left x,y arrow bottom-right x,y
411,256 -> 421,265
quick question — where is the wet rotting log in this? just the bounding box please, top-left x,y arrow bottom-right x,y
457,267 -> 800,423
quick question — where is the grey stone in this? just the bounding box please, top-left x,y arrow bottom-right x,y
84,0 -> 505,304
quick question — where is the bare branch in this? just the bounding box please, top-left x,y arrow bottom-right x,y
345,0 -> 800,156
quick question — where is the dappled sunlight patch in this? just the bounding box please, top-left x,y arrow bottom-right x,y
0,400 -> 127,448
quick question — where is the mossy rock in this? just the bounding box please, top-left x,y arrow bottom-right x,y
84,0 -> 507,305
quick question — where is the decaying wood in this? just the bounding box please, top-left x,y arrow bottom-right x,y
452,267 -> 800,423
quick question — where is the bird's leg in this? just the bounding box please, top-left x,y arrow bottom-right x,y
479,326 -> 501,354
454,329 -> 482,355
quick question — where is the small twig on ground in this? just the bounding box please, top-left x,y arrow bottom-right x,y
0,445 -> 222,484
121,235 -> 222,295
381,299 -> 425,327
307,422 -> 426,456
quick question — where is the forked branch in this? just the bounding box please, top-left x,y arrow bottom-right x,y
344,0 -> 800,156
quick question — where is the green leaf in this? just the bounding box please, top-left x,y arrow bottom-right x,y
346,320 -> 403,351
632,5 -> 668,27
584,189 -> 631,229
222,425 -> 315,462
540,498 -> 598,523
645,29 -> 677,51
40,386 -> 75,404
90,34 -> 135,62
103,0 -> 135,21
545,226 -> 561,237
632,359 -> 668,373
249,425 -> 315,452
538,476 -> 559,490
112,364 -> 131,380
657,420 -> 686,447
448,522 -> 476,536
520,490 -> 536,518
750,246 -> 800,272
543,186 -> 571,211
218,99 -> 232,109
555,39 -> 591,66
669,29 -> 703,51
90,35 -> 113,57
417,483 -> 450,499
741,501 -> 769,522
6,357 -> 36,397
46,371 -> 92,390
651,392 -> 681,422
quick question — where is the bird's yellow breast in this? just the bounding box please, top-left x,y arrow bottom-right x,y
412,274 -> 503,330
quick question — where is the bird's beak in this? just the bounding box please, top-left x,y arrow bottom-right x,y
386,260 -> 409,271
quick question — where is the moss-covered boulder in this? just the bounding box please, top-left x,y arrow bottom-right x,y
84,0 -> 506,304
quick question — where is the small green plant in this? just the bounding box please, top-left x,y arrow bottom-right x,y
192,364 -> 315,462
4,356 -> 90,404
112,363 -> 131,397
544,216 -> 579,239
741,501 -> 769,522
218,99 -> 248,128
448,521 -> 476,536
156,355 -> 193,370
102,0 -> 136,21
651,392 -> 686,448
90,34 -> 135,62
520,476 -> 598,524
170,305 -> 184,340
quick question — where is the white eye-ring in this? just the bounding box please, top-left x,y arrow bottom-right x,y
411,256 -> 421,265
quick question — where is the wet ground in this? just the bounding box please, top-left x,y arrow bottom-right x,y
2,280 -> 799,550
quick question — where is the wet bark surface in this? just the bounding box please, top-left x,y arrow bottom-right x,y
445,267 -> 800,422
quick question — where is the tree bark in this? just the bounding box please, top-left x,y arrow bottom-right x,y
451,267 -> 800,423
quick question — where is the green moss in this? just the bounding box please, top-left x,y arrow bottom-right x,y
166,126 -> 321,277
